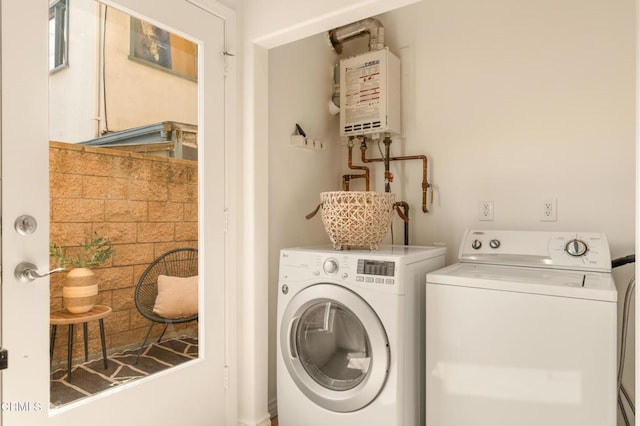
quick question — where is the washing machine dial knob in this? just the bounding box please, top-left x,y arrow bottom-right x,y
323,259 -> 339,274
489,239 -> 501,249
471,239 -> 482,250
565,239 -> 588,257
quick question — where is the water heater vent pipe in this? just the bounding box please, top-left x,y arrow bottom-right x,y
327,18 -> 385,54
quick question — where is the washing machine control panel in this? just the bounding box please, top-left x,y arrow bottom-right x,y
316,255 -> 397,286
459,229 -> 612,272
281,250 -> 402,285
280,247 -> 447,297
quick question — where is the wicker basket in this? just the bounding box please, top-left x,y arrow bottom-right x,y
316,191 -> 396,251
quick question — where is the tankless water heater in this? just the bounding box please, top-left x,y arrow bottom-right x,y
340,48 -> 401,137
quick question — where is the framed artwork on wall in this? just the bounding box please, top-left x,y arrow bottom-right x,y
129,17 -> 197,80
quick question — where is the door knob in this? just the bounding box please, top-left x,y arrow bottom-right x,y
14,262 -> 66,283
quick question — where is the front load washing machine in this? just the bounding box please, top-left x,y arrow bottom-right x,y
277,245 -> 446,426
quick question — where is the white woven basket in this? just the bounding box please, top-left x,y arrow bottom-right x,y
318,191 -> 396,251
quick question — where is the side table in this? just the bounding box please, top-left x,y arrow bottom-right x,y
50,305 -> 112,381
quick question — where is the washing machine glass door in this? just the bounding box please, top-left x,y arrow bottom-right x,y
281,283 -> 389,413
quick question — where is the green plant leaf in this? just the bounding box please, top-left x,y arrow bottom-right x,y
50,232 -> 114,268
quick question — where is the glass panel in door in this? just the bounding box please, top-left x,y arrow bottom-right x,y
48,1 -> 200,408
296,301 -> 372,391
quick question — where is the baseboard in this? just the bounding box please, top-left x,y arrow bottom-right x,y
268,397 -> 278,419
236,399 -> 277,425
238,414 -> 272,426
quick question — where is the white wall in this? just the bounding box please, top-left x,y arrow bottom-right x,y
266,0 -> 636,422
377,0 -> 634,260
267,34 -> 343,413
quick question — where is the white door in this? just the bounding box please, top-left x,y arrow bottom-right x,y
1,0 -> 230,424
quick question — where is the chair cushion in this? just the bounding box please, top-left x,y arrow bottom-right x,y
153,275 -> 198,318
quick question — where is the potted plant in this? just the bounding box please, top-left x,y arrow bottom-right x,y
50,233 -> 114,313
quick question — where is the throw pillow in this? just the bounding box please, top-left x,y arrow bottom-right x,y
153,275 -> 198,319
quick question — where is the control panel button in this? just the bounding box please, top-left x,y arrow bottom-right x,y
323,259 -> 339,274
356,276 -> 364,282
489,239 -> 500,249
471,239 -> 482,250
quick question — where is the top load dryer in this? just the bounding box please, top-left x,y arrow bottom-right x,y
425,229 -> 617,426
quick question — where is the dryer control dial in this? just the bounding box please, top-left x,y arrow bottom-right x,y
489,239 -> 501,249
565,239 -> 589,257
323,258 -> 339,274
471,239 -> 482,250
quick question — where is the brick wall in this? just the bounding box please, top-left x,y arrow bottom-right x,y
49,141 -> 198,364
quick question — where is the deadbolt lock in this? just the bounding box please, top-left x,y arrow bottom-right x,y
14,215 -> 37,235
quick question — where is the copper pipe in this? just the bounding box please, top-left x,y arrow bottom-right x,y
342,175 -> 350,191
361,139 -> 431,213
383,137 -> 392,192
342,138 -> 370,191
342,174 -> 370,190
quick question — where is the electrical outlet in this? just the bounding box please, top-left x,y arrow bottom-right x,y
541,199 -> 557,222
479,201 -> 494,221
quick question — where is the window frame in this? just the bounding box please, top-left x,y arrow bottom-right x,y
49,0 -> 69,72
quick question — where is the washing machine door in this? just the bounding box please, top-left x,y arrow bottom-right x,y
280,283 -> 389,413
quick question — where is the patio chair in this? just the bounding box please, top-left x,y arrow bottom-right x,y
134,247 -> 198,363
